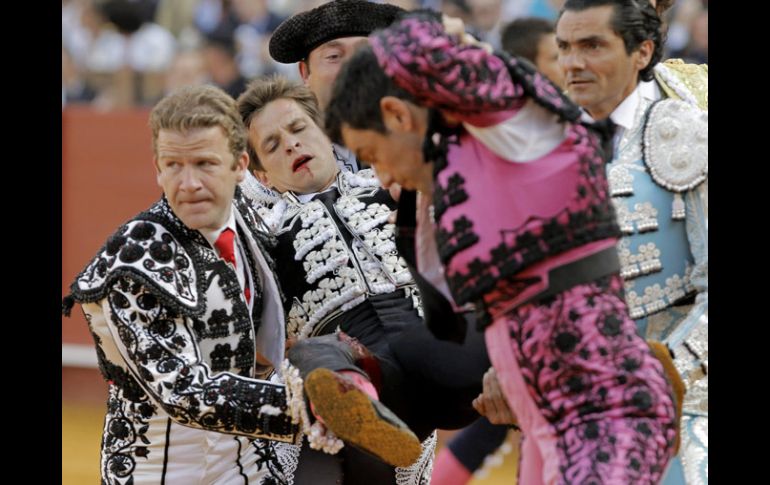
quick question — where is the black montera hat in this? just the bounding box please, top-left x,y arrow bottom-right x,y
269,0 -> 404,64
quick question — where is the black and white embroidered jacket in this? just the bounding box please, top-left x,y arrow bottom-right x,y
63,192 -> 300,484
253,169 -> 420,340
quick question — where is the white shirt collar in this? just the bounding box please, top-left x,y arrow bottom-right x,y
201,206 -> 236,249
296,180 -> 339,204
609,80 -> 661,131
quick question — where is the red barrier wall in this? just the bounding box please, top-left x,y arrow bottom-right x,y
62,106 -> 160,345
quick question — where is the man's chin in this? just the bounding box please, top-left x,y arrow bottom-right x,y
567,86 -> 593,102
290,172 -> 336,195
176,212 -> 216,232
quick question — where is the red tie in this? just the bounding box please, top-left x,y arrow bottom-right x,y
214,228 -> 236,267
215,228 -> 251,302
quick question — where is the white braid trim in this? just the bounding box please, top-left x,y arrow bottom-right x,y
280,360 -> 344,454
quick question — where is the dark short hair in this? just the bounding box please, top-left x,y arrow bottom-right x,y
501,17 -> 555,64
560,0 -> 663,81
655,0 -> 675,16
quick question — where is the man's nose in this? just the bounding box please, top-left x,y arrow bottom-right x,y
179,165 -> 203,191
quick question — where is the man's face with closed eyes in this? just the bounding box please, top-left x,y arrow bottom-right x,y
248,98 -> 338,194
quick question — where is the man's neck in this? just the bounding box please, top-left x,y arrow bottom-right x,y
609,80 -> 661,131
588,76 -> 642,121
293,170 -> 340,203
317,170 -> 339,193
200,207 -> 235,248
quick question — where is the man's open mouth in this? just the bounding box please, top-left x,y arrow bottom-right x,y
292,155 -> 313,172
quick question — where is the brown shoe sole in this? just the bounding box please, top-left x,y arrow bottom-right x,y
304,368 -> 422,467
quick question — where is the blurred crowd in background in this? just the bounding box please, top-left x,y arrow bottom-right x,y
62,0 -> 707,110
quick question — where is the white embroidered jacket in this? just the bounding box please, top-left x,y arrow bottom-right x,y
64,193 -> 299,484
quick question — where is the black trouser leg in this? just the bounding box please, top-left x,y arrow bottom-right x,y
386,313 -> 490,438
293,440 -> 397,485
447,417 -> 510,473
287,333 -> 365,380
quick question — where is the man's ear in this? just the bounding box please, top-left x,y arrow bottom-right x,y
154,157 -> 162,187
635,39 -> 655,72
235,151 -> 249,183
253,170 -> 270,187
380,96 -> 414,132
299,60 -> 310,83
